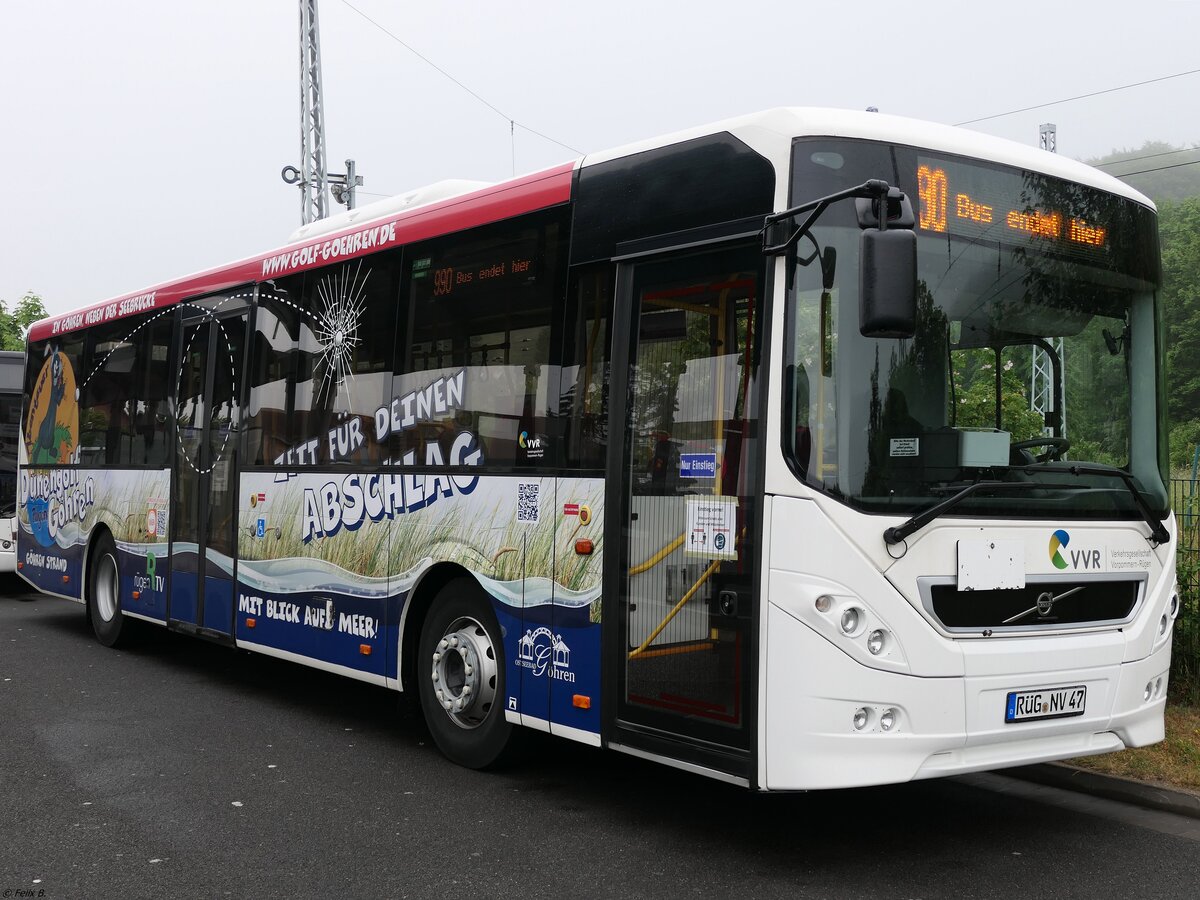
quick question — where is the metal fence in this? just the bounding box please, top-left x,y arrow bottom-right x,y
1171,478 -> 1200,704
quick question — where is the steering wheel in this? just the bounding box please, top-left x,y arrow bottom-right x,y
1010,436 -> 1071,463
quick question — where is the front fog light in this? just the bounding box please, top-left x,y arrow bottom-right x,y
1144,681 -> 1153,702
1160,614 -> 1169,636
840,607 -> 862,635
1156,677 -> 1163,697
867,629 -> 887,655
880,708 -> 898,731
1170,593 -> 1180,619
853,708 -> 869,730
815,595 -> 833,613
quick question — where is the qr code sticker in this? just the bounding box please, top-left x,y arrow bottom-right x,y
517,482 -> 540,523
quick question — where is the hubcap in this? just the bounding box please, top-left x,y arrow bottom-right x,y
430,616 -> 498,729
95,552 -> 119,623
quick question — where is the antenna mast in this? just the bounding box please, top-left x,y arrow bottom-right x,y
281,1 -> 362,224
298,0 -> 328,224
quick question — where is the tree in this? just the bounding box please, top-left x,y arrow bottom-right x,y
0,292 -> 49,350
1158,198 -> 1200,468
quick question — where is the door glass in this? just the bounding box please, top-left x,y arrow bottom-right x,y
622,247 -> 761,740
206,316 -> 244,562
170,319 -> 209,624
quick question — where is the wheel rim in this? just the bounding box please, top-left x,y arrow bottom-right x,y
430,615 -> 498,730
94,552 -> 119,623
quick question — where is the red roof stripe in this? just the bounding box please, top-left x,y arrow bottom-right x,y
29,161 -> 575,342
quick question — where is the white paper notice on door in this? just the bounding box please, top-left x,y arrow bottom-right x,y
685,495 -> 738,561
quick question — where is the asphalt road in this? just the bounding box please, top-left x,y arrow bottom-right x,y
2,578 -> 1198,900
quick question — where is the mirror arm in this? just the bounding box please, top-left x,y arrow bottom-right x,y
762,180 -> 892,256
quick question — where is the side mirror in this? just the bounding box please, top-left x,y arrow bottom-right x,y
860,229 -> 917,338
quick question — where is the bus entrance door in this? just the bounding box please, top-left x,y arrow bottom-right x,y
168,298 -> 248,639
609,244 -> 761,779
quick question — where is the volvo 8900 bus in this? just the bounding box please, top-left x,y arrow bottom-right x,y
1,350 -> 23,573
17,109 -> 1174,789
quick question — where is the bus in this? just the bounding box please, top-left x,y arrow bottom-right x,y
1,350 -> 22,573
17,108 -> 1176,789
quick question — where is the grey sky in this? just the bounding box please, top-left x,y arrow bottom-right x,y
2,0 -> 1198,318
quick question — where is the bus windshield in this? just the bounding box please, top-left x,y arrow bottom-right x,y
785,138 -> 1167,520
0,357 -> 22,519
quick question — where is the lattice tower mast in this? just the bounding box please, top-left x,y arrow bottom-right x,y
299,0 -> 328,224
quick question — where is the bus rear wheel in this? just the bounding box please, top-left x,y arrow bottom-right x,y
417,578 -> 512,768
88,533 -> 128,648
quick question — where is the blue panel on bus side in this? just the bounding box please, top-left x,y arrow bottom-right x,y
234,584 -> 386,677
170,572 -> 199,625
117,543 -> 166,621
202,576 -> 234,634
15,540 -> 84,597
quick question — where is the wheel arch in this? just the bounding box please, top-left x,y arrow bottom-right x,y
82,522 -> 117,611
398,561 -> 494,691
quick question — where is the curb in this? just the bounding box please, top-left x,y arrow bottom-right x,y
1005,763 -> 1200,820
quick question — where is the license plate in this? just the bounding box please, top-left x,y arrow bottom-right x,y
1004,685 -> 1087,723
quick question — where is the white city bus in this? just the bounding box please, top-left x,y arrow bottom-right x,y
1,350 -> 23,572
17,109 -> 1175,789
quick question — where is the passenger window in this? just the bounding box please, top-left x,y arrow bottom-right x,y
247,254 -> 400,466
390,210 -> 568,469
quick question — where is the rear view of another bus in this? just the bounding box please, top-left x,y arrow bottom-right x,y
0,351 -> 24,573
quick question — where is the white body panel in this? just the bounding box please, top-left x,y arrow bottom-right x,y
761,496 -> 1174,790
0,516 -> 15,573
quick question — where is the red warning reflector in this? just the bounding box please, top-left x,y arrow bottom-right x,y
62,575 -> 70,583
246,617 -> 257,628
575,539 -> 594,556
360,644 -> 372,656
16,562 -> 22,569
132,591 -> 140,600
572,694 -> 591,709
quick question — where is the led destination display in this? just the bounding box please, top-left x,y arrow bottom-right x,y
915,156 -> 1115,263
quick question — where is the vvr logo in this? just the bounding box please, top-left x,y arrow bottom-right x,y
519,431 -> 542,451
1049,528 -> 1103,570
1049,529 -> 1070,569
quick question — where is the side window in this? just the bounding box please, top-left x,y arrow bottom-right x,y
139,317 -> 174,467
72,313 -> 173,466
390,209 -> 568,469
561,264 -> 613,469
247,254 -> 400,466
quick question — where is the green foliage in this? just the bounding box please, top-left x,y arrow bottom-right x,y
1159,199 -> 1200,430
0,291 -> 48,351
951,348 -> 1045,442
1086,142 -> 1200,205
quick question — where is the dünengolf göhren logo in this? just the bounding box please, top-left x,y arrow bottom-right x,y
1049,529 -> 1070,569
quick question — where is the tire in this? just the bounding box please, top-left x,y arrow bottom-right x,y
417,577 -> 512,769
88,532 -> 129,648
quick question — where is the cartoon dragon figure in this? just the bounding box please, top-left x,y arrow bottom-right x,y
31,350 -> 66,464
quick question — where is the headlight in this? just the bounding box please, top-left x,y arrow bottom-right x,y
840,607 -> 862,635
867,629 -> 887,655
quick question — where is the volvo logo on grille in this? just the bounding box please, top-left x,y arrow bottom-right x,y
1003,585 -> 1086,625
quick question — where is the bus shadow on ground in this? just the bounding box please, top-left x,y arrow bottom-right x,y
29,598 -> 1102,871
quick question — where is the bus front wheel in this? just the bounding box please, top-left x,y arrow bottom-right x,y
417,578 -> 512,768
88,533 -> 128,648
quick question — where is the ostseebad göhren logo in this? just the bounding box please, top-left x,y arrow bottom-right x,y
1049,529 -> 1070,570
517,627 -> 574,682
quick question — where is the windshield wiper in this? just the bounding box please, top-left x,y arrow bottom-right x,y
882,480 -> 1091,546
1047,464 -> 1170,546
